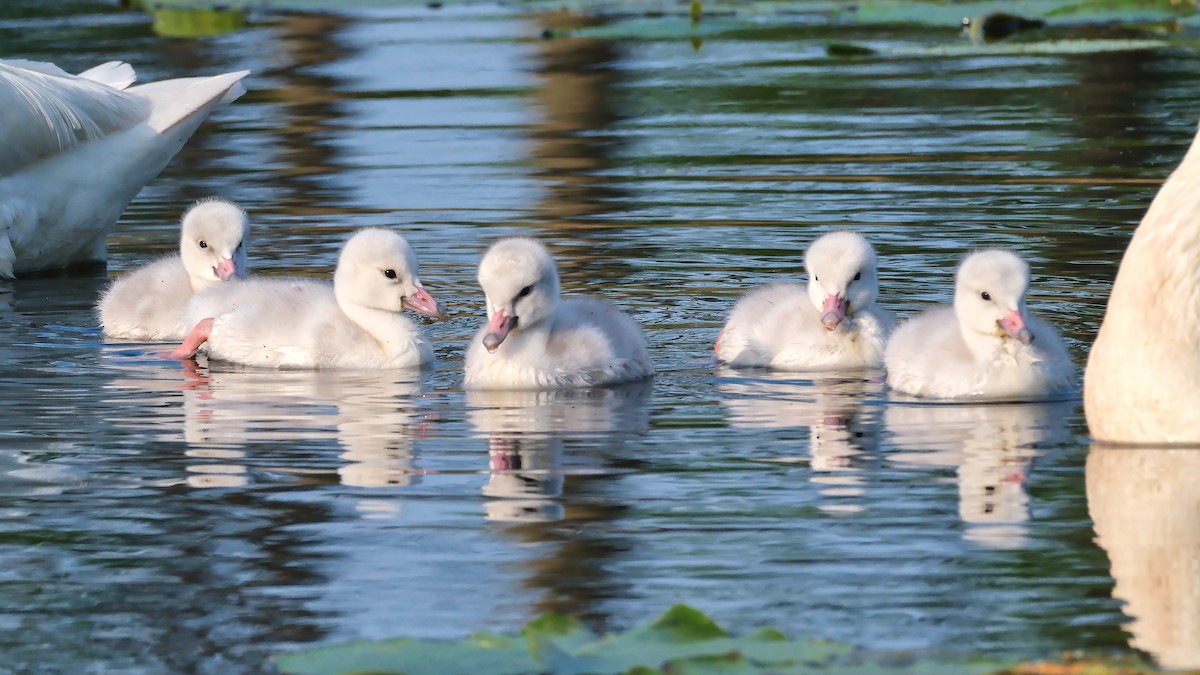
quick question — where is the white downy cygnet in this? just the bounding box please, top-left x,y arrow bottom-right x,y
463,237 -> 654,389
885,249 -> 1076,400
716,230 -> 893,371
98,198 -> 249,340
172,228 -> 443,369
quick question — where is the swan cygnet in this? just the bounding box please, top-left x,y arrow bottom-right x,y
97,198 -> 249,340
0,59 -> 248,277
885,250 -> 1076,401
171,229 -> 444,369
715,230 -> 893,371
463,238 -> 654,390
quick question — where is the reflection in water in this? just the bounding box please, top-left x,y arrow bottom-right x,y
886,401 -> 1073,549
6,0 -> 1195,666
467,382 -> 651,522
528,14 -> 626,224
105,357 -> 428,499
523,13 -> 659,300
1088,446 -> 1200,670
482,436 -> 564,523
466,382 -> 651,625
261,13 -> 357,217
717,368 -> 883,513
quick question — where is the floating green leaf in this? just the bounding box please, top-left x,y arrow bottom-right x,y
151,8 -> 245,37
269,636 -> 537,675
269,604 -> 1020,675
1046,0 -> 1198,19
543,17 -> 760,41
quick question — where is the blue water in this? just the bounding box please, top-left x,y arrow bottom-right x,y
3,2 -> 1198,671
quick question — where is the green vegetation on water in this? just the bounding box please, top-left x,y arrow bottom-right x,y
130,0 -> 1200,59
269,604 -> 1163,675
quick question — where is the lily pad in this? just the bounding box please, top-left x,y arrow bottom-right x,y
151,8 -> 245,37
269,604 -> 1015,675
269,636 -> 537,675
542,17 -> 762,41
826,37 -> 1172,57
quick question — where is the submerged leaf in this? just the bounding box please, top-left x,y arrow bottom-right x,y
826,42 -> 880,57
827,37 -> 1170,58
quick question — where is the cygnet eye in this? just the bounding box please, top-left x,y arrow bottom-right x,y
198,240 -> 208,249
981,291 -> 991,301
853,272 -> 861,281
383,269 -> 398,280
516,285 -> 532,299
814,275 -> 820,282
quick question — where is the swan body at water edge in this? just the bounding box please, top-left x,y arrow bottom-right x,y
716,230 -> 893,371
172,229 -> 444,369
0,59 -> 248,277
97,198 -> 249,340
1086,121 -> 1200,444
463,237 -> 654,389
885,249 -> 1076,400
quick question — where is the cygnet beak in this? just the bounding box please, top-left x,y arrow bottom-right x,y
998,309 -> 1034,345
215,257 -> 237,281
821,293 -> 847,331
483,310 -> 518,352
403,287 -> 446,319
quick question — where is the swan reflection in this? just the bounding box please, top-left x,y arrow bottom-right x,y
104,355 -> 429,497
886,400 -> 1073,548
717,368 -> 883,513
466,381 -> 652,522
1088,445 -> 1200,670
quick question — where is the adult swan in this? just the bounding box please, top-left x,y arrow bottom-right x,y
0,59 -> 248,278
1085,121 -> 1200,444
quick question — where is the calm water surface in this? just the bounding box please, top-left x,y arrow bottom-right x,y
2,2 -> 1199,672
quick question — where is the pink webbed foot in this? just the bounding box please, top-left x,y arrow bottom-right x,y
170,317 -> 215,360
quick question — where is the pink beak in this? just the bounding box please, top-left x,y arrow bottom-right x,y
403,287 -> 446,319
998,309 -> 1034,345
483,310 -> 518,352
215,258 -> 237,281
821,293 -> 847,331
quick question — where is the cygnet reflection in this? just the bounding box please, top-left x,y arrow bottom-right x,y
885,400 -> 1073,548
717,367 -> 883,513
104,354 -> 428,495
1087,444 -> 1200,670
466,381 -> 652,523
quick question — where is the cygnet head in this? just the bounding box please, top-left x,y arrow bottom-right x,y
179,198 -> 250,290
334,228 -> 443,318
953,249 -> 1034,345
804,231 -> 880,330
477,238 -> 560,352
